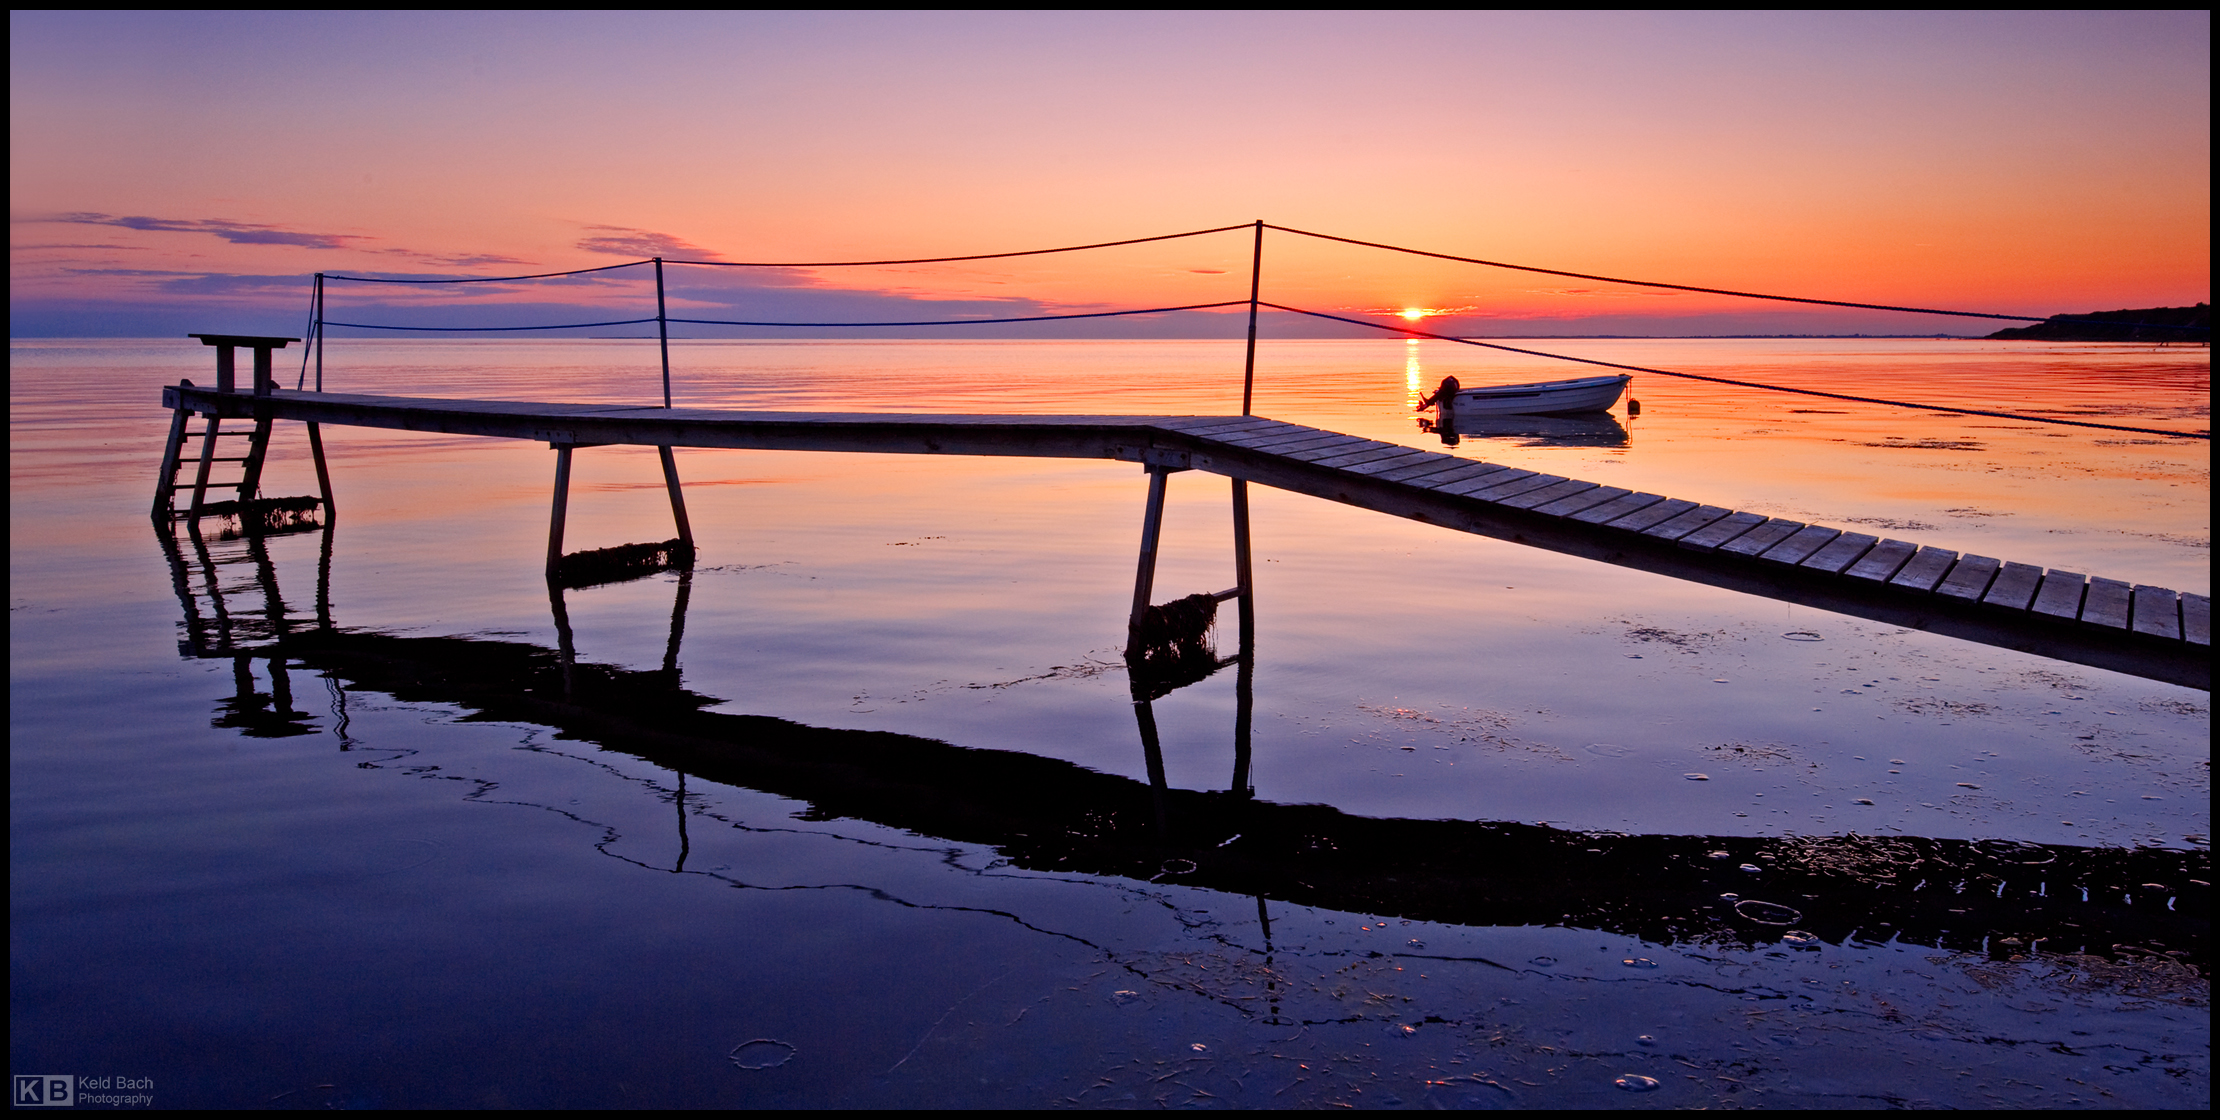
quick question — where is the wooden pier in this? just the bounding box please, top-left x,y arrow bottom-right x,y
160,379 -> 2209,689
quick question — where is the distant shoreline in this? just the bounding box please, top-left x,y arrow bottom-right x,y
1986,303 -> 2209,343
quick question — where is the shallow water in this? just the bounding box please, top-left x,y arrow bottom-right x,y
9,337 -> 2208,1107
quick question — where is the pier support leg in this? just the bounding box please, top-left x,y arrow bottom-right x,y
306,422 -> 335,521
236,416 -> 274,505
546,445 -> 574,581
187,415 -> 222,521
153,402 -> 190,522
657,445 -> 694,556
1128,466 -> 1171,641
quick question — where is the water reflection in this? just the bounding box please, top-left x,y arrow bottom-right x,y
1421,409 -> 1632,449
152,518 -> 2209,972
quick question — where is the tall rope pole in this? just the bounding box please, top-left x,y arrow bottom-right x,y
655,258 -> 672,408
313,273 -> 324,392
1241,220 -> 1263,416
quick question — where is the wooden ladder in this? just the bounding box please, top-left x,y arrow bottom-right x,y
153,334 -> 328,527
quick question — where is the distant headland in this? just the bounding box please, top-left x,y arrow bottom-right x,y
1986,303 -> 2209,342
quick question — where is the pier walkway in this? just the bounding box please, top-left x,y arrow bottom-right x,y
161,381 -> 2207,689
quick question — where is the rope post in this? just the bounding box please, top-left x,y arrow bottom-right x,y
313,273 -> 324,393
655,258 -> 672,409
1242,220 -> 1263,416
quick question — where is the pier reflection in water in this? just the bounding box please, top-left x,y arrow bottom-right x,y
153,515 -> 2207,974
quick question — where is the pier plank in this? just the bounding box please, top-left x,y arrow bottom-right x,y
2029,572 -> 2087,620
2131,586 -> 2182,640
1645,504 -> 1735,542
1462,472 -> 1568,503
1982,562 -> 2044,611
1570,491 -> 1666,525
1436,468 -> 1535,498
2081,577 -> 2132,630
1889,547 -> 1960,592
1205,422 -> 1325,444
1309,443 -> 1425,470
1404,461 -> 1515,490
1285,437 -> 1389,464
1801,531 -> 1877,574
1529,484 -> 1626,518
1843,538 -> 1915,582
1372,456 -> 1488,485
1679,511 -> 1768,552
1499,479 -> 1602,511
1155,417 -> 1285,437
1232,432 -> 1364,457
2184,594 -> 2210,647
1762,524 -> 1842,565
1935,556 -> 2002,602
1343,449 -> 1446,477
1720,518 -> 1807,558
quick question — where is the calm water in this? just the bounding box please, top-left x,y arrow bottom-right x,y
10,337 -> 2209,1108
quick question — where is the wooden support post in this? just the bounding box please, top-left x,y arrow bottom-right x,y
1242,220 -> 1263,416
658,445 -> 693,552
655,258 -> 673,409
236,417 -> 274,505
214,344 -> 236,394
153,399 -> 191,521
306,422 -> 335,519
187,415 -> 221,520
1128,465 -> 1171,640
313,274 -> 325,392
252,344 -> 274,395
547,445 -> 574,580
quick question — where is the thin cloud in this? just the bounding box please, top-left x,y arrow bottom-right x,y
46,212 -> 365,250
576,225 -> 721,260
374,248 -> 537,269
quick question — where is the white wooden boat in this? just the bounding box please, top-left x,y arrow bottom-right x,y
1446,373 -> 1630,416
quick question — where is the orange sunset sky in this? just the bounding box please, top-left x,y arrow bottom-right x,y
9,11 -> 2210,338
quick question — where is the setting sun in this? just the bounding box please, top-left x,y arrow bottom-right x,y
1399,307 -> 1428,321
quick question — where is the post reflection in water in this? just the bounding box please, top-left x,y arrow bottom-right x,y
149,509 -> 2208,974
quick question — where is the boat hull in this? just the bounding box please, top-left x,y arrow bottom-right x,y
1450,374 -> 1630,417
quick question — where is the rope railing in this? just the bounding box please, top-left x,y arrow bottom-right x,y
322,317 -> 660,332
294,220 -> 2207,438
1259,303 -> 2208,441
667,300 -> 1248,329
1262,223 -> 2210,334
324,260 -> 651,284
664,222 -> 1252,267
